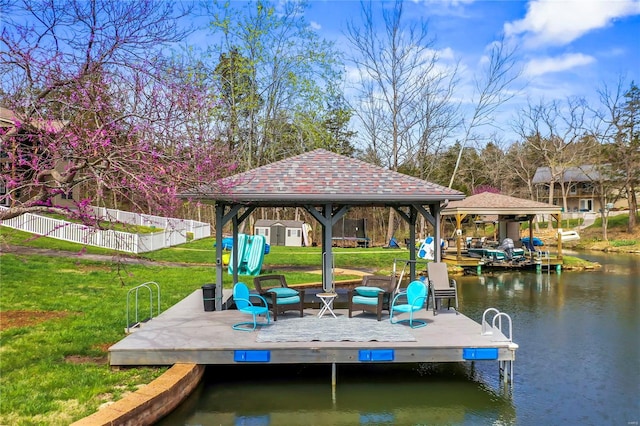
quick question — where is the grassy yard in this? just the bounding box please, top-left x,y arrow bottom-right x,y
0,251 -> 219,424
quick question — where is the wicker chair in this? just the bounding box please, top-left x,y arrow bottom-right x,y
347,275 -> 398,321
253,274 -> 305,321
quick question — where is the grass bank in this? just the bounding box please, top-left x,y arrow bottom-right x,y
575,213 -> 640,253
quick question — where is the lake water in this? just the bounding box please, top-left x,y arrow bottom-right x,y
158,251 -> 639,426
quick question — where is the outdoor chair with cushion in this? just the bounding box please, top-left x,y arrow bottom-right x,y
389,280 -> 429,328
426,262 -> 459,315
253,274 -> 305,321
348,275 -> 398,321
232,282 -> 270,331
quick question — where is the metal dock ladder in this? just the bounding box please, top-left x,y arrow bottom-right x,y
481,307 -> 514,386
126,281 -> 161,334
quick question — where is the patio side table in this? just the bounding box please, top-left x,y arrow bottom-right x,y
317,292 -> 338,318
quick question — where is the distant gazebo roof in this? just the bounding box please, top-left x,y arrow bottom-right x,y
442,192 -> 561,217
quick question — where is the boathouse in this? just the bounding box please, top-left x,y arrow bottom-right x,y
104,150 -> 518,425
441,191 -> 564,261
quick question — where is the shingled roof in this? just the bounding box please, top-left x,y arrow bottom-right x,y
190,149 -> 464,207
442,191 -> 561,216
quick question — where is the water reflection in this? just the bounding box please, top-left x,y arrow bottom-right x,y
159,364 -> 516,426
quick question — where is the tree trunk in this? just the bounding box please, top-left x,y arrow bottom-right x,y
385,209 -> 396,246
628,184 -> 638,232
547,182 -> 555,230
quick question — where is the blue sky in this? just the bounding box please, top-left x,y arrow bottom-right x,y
7,0 -> 638,146
302,0 -> 640,143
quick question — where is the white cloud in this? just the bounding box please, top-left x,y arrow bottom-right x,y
309,21 -> 321,31
505,0 -> 640,47
524,53 -> 595,76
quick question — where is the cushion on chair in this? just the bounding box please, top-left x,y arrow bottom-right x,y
354,286 -> 384,297
267,288 -> 299,298
273,295 -> 301,305
352,295 -> 381,306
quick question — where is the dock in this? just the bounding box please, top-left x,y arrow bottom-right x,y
109,289 -> 517,384
443,252 -> 563,273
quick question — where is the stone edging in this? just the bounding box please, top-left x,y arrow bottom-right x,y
70,363 -> 204,426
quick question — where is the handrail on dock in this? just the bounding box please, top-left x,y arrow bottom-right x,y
126,281 -> 161,334
481,308 -> 513,342
392,258 -> 430,286
481,307 -> 515,387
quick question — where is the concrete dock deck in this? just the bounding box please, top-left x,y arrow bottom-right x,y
109,290 -> 518,368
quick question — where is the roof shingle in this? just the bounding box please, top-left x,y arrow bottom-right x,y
192,149 -> 464,206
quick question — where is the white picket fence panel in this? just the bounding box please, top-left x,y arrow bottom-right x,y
90,207 -> 211,240
0,206 -> 210,253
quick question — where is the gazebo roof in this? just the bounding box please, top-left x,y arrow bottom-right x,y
189,149 -> 464,206
442,192 -> 561,216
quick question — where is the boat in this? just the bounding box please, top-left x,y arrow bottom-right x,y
468,237 -> 526,263
558,230 -> 580,242
468,247 -> 507,261
521,236 -> 544,247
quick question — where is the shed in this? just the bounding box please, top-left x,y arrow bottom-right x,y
254,219 -> 305,247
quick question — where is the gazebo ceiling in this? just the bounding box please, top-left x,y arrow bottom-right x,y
187,149 -> 465,207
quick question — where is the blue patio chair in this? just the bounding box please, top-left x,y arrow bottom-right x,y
232,282 -> 271,331
389,280 -> 429,328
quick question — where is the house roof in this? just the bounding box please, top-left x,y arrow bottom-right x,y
187,149 -> 464,207
0,107 -> 16,128
0,106 -> 66,132
254,219 -> 304,227
532,165 -> 602,184
442,191 -> 561,216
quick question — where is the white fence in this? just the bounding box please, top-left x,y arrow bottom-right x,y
0,206 -> 211,254
90,206 -> 211,240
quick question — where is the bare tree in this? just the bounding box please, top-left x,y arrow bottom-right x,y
513,98 -> 590,227
345,0 -> 458,242
592,78 -> 640,236
505,140 -> 544,200
448,37 -> 521,188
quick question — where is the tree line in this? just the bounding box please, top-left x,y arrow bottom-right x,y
1,0 -> 637,239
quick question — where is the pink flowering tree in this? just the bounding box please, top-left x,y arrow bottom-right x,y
472,185 -> 500,195
0,0 -> 233,224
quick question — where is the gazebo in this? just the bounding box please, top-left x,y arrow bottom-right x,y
441,192 -> 563,261
184,149 -> 465,310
